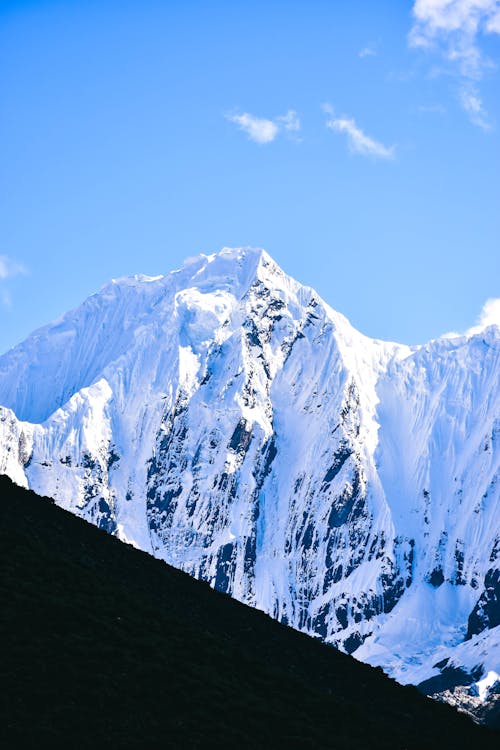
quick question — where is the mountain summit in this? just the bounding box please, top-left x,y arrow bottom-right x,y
0,247 -> 498,717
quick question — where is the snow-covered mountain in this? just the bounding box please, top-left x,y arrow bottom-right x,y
1,247 -> 498,714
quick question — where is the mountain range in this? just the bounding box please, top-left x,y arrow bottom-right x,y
1,247 -> 498,720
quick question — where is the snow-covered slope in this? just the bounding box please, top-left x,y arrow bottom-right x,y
1,247 -> 498,714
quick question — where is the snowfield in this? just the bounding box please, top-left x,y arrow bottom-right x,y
0,247 -> 498,710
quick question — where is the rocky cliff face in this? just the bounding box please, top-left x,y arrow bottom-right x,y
0,247 -> 498,714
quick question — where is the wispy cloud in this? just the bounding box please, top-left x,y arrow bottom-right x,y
0,255 -> 26,307
0,255 -> 25,280
359,45 -> 377,58
225,109 -> 301,144
475,296 -> 500,328
442,297 -> 500,339
276,110 -> 301,132
0,289 -> 12,308
409,0 -> 500,128
322,104 -> 395,159
459,84 -> 491,129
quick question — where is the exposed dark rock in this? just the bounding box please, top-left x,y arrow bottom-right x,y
327,466 -> 363,529
18,432 -> 32,467
258,435 -> 277,483
229,418 -> 253,456
452,540 -> 466,586
146,395 -> 190,542
427,568 -> 445,588
466,568 -> 500,639
433,658 -> 450,670
311,605 -> 329,639
336,603 -> 348,630
106,448 -> 120,470
381,567 -> 406,614
322,442 -> 352,486
82,453 -> 96,471
214,542 -> 235,593
418,665 -> 479,696
344,631 -> 369,654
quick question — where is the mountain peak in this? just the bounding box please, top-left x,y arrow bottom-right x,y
101,248 -> 283,305
0,247 -> 301,424
0,247 -> 498,724
176,246 -> 284,294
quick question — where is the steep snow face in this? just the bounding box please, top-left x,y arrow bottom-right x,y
0,247 -> 498,705
357,329 -> 500,681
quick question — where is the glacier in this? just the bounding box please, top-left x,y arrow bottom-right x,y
0,247 -> 498,712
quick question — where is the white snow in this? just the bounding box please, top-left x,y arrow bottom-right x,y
0,246 -> 498,706
475,670 -> 500,702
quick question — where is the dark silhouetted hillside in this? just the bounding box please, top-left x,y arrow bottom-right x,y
0,475 -> 493,749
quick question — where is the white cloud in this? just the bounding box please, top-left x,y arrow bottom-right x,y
359,45 -> 377,58
410,0 -> 500,48
0,255 -> 25,307
276,110 -> 301,132
487,7 -> 500,31
409,0 -> 500,127
323,104 -> 394,159
441,297 -> 500,339
225,109 -> 300,144
225,112 -> 278,144
459,83 -> 491,128
0,255 -> 25,280
476,297 -> 500,328
466,297 -> 500,335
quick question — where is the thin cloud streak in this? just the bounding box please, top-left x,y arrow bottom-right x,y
323,104 -> 395,159
459,84 -> 491,129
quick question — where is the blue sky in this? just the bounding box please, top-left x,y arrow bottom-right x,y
1,0 -> 499,351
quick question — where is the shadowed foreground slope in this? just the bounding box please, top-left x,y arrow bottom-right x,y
0,476 -> 492,749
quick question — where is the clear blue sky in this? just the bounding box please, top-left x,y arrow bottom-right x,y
1,0 -> 499,352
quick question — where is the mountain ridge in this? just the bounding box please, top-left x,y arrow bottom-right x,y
1,474 -> 494,747
0,247 -> 498,717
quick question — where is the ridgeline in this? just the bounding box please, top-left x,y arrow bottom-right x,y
0,475 -> 493,748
